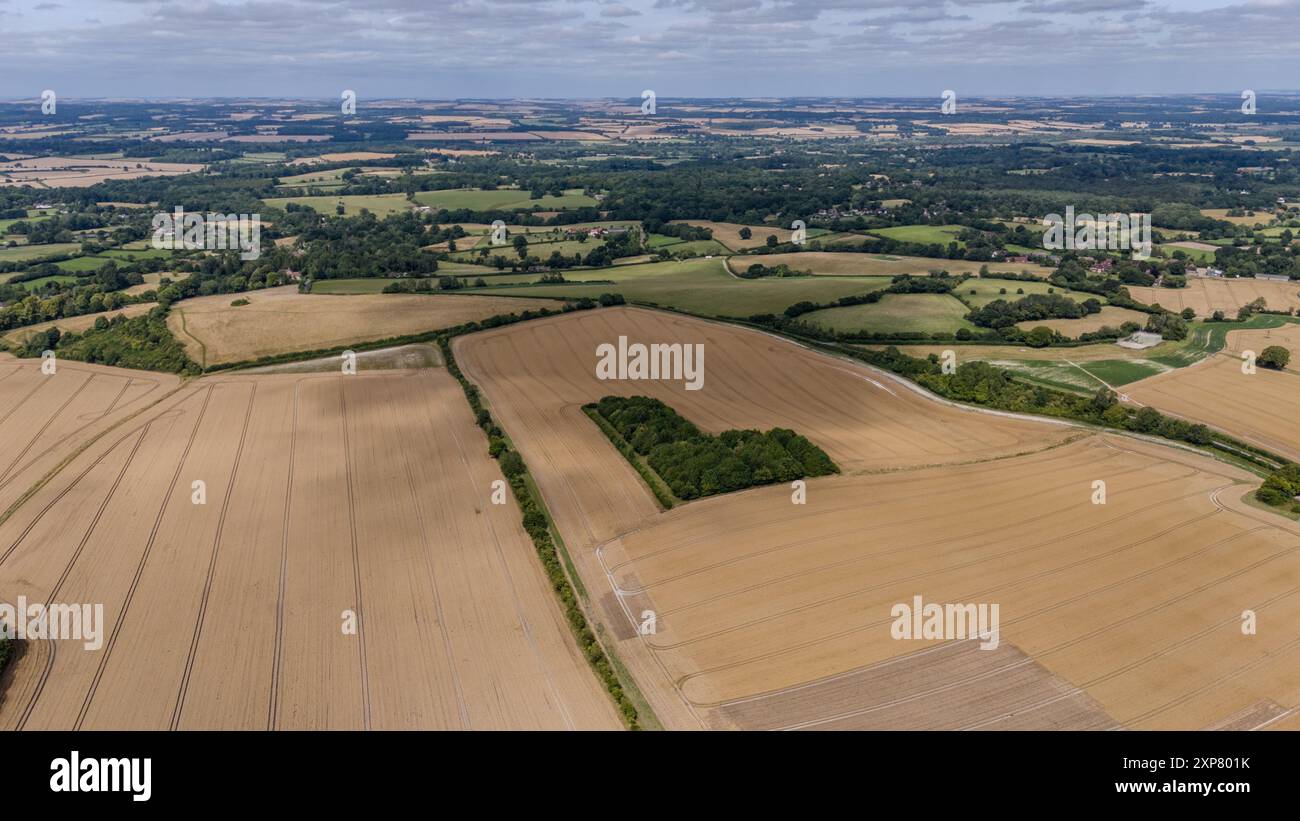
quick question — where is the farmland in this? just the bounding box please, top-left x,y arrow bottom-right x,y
1127,277 -> 1300,316
743,251 -> 1054,278
454,306 -> 1300,729
803,293 -> 977,335
0,367 -> 619,729
1125,322 -> 1300,461
261,193 -> 414,218
166,286 -> 556,366
479,257 -> 892,317
412,188 -> 597,211
1014,306 -> 1148,336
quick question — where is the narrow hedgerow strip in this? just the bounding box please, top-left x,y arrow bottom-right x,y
436,310 -> 648,730
581,405 -> 677,510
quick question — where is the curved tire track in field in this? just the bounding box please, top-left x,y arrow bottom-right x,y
764,527 -> 1279,730
11,422 -> 153,730
0,374 -> 95,485
653,477 -> 1208,656
673,493 -> 1228,701
72,386 -> 214,730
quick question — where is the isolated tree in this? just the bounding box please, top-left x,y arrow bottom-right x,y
513,234 -> 529,259
738,226 -> 752,240
1259,345 -> 1291,370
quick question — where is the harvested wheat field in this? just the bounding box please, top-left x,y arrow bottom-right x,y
166,285 -> 556,366
0,355 -> 180,513
1015,306 -> 1148,336
454,306 -> 1083,726
600,435 -> 1300,729
743,251 -> 1053,278
1125,328 -> 1300,461
1128,278 -> 1300,316
669,221 -> 799,251
456,306 -> 1300,730
0,367 -> 619,730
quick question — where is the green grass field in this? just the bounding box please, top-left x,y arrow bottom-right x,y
54,256 -> 114,272
478,257 -> 892,318
16,274 -> 80,289
0,242 -> 82,262
802,293 -> 978,335
0,214 -> 51,233
956,277 -> 1106,308
413,188 -> 597,211
1160,244 -> 1217,264
99,247 -> 175,260
870,224 -> 968,246
262,193 -> 414,217
452,236 -> 608,262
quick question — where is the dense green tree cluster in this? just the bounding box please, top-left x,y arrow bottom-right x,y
965,293 -> 1101,328
1256,464 -> 1300,512
591,396 -> 837,499
41,307 -> 199,374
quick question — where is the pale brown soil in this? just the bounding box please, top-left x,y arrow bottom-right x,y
166,286 -> 555,366
1125,330 -> 1300,460
0,368 -> 620,730
456,306 -> 1300,730
1128,278 -> 1300,316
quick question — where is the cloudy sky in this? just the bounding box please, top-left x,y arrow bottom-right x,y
2,0 -> 1298,99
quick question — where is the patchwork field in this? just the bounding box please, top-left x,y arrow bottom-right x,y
668,221 -> 808,251
1125,323 -> 1300,460
0,355 -> 180,514
0,157 -> 202,188
803,293 -> 977,335
413,188 -> 597,211
454,306 -> 1300,730
0,368 -> 619,730
480,257 -> 893,318
739,251 -> 1054,278
1015,306 -> 1148,336
1128,277 -> 1300,316
261,193 -> 413,218
166,286 -> 555,366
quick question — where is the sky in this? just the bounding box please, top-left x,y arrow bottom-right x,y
2,0 -> 1299,99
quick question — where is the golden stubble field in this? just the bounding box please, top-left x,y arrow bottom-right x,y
166,286 -> 556,366
0,364 -> 619,730
1124,322 -> 1300,461
745,251 -> 1054,278
1128,277 -> 1300,316
456,306 -> 1300,730
0,354 -> 180,514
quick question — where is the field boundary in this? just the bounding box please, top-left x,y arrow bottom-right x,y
435,311 -> 657,730
580,406 -> 677,510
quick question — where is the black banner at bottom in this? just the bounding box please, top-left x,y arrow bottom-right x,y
8,730 -> 1291,808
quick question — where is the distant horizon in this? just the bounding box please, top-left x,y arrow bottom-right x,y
4,0 -> 1300,99
5,91 -> 1300,104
